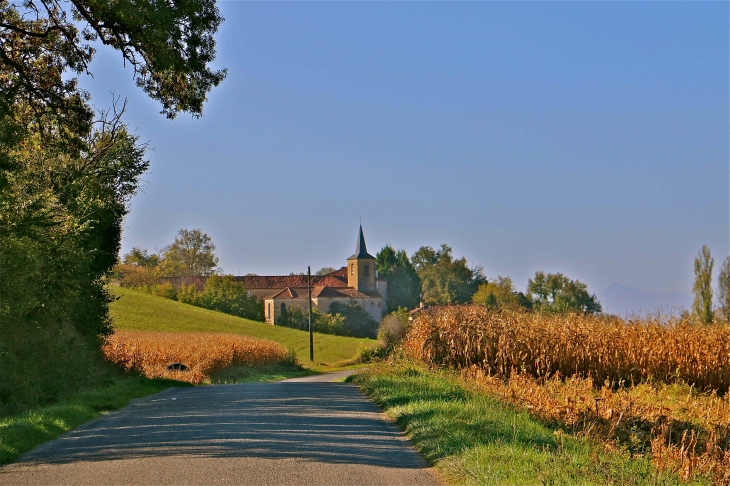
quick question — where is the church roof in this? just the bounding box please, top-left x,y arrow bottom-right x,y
262,286 -> 382,301
347,225 -> 375,260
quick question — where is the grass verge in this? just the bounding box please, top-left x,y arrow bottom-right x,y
352,360 -> 706,485
0,373 -> 189,465
209,363 -> 318,384
110,287 -> 377,369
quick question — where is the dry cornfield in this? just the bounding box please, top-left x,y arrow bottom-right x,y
404,306 -> 730,484
405,306 -> 730,392
103,330 -> 291,384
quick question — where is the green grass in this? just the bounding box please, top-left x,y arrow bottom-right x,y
209,363 -> 318,384
0,373 -> 189,464
110,287 -> 377,369
353,361 -> 706,486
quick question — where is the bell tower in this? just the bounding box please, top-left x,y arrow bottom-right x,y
347,225 -> 376,292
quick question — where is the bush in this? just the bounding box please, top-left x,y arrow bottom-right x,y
275,306 -> 346,336
378,308 -> 410,348
328,301 -> 379,339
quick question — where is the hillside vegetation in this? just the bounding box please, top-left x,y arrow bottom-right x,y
109,287 -> 376,368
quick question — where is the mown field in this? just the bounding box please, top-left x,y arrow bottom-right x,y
109,287 -> 377,368
354,306 -> 730,485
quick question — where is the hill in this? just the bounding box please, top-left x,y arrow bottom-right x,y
598,282 -> 693,317
109,287 -> 376,368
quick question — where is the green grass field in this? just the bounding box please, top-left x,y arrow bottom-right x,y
109,287 -> 377,369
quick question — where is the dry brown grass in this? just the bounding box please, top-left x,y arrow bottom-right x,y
404,306 -> 730,484
103,330 -> 291,384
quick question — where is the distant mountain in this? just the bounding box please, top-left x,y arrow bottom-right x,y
597,282 -> 693,318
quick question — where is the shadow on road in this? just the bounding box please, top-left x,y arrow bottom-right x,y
16,383 -> 425,471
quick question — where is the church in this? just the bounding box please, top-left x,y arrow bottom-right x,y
258,226 -> 387,324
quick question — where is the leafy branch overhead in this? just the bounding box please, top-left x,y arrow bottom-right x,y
1,0 -> 226,126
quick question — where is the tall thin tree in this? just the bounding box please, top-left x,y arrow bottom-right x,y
717,256 -> 730,322
692,245 -> 714,323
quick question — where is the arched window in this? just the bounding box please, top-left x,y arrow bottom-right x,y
350,263 -> 354,276
364,263 -> 369,276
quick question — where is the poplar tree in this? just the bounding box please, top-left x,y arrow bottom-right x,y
717,256 -> 730,322
692,245 -> 714,323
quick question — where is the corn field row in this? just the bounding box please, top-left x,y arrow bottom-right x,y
405,306 -> 730,392
103,330 -> 291,384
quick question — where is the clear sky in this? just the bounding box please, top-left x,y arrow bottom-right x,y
79,1 -> 728,297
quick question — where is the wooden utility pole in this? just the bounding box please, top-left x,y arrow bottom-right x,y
308,266 -> 313,362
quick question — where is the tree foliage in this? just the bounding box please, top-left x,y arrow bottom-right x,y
411,244 -> 485,305
274,305 -> 345,336
0,0 -> 225,412
178,276 -> 263,321
0,106 -> 149,413
717,256 -> 730,323
376,244 -> 421,310
692,245 -> 714,324
526,271 -> 601,315
315,267 -> 337,276
123,246 -> 160,268
161,228 -> 220,277
472,276 -> 531,311
328,301 -> 379,339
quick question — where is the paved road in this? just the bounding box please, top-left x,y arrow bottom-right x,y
1,372 -> 440,485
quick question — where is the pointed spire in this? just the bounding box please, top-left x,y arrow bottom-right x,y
348,224 -> 375,260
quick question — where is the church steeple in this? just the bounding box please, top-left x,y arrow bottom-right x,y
347,225 -> 376,291
349,225 -> 375,260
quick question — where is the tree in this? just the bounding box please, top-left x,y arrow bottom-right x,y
717,256 -> 730,322
411,244 -> 485,305
692,245 -> 714,323
123,247 -> 160,268
472,276 -> 524,310
526,271 -> 601,315
0,1 -> 224,413
315,267 -> 337,276
161,229 -> 220,277
376,244 -> 421,310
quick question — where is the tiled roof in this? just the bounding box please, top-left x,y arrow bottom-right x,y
163,274 -> 348,291
262,286 -> 382,301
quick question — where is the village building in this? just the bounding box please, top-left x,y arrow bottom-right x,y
165,226 -> 387,324
260,226 -> 387,324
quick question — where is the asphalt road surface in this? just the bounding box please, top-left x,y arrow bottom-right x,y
1,371 -> 441,485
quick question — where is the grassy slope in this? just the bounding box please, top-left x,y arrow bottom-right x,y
353,361 -> 705,486
110,287 -> 376,368
0,375 -> 189,464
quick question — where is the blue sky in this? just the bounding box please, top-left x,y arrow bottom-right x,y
79,1 -> 728,298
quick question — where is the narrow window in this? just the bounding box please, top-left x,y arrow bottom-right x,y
280,303 -> 286,316
364,263 -> 369,276
350,263 -> 354,276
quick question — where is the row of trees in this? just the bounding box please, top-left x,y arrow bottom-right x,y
691,245 -> 730,324
375,243 -> 602,315
0,0 -> 225,413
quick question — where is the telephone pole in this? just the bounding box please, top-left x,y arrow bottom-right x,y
308,266 -> 313,362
